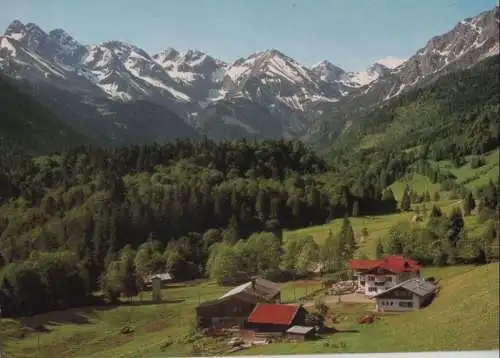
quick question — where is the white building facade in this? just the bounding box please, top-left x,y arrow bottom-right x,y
355,268 -> 420,296
349,256 -> 422,297
371,278 -> 437,312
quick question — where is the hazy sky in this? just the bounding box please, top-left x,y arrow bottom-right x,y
0,0 -> 496,71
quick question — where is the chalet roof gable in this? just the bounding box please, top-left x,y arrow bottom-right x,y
370,278 -> 436,298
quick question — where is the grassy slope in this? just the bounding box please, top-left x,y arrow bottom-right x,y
435,148 -> 499,190
0,280 -> 323,358
241,263 -> 499,355
388,148 -> 499,204
284,198 -> 471,259
1,282 -> 228,358
390,173 -> 442,202
2,264 -> 497,357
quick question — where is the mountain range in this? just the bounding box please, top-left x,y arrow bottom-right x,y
0,6 -> 498,148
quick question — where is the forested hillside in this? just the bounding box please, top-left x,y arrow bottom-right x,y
0,76 -> 89,154
318,55 -> 499,203
316,55 -> 500,271
329,55 -> 499,161
0,139 -> 400,317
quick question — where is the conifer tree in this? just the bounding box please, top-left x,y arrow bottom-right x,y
352,201 -> 360,217
463,191 -> 475,216
376,240 -> 384,259
401,186 -> 412,212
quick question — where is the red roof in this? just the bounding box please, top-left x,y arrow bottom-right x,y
349,255 -> 421,273
247,304 -> 300,325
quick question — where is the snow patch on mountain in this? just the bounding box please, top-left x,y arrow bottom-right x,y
375,56 -> 406,69
341,70 -> 379,87
0,37 -> 16,56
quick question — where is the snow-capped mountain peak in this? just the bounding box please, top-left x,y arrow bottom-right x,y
311,60 -> 346,83
375,56 -> 406,69
4,20 -> 26,40
337,63 -> 390,89
4,20 -> 51,49
152,47 -> 179,63
49,28 -> 84,56
224,48 -> 318,88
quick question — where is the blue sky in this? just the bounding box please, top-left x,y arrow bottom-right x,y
0,0 -> 496,71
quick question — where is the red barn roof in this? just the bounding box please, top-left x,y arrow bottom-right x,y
349,255 -> 421,273
247,304 -> 300,325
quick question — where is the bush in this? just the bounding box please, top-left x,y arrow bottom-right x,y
160,339 -> 173,351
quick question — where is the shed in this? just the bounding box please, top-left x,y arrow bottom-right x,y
143,272 -> 173,289
285,325 -> 315,341
245,303 -> 307,332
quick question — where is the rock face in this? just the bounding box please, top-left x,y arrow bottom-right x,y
0,7 -> 498,143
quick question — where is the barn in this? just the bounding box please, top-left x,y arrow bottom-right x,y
196,277 -> 281,329
245,303 -> 308,332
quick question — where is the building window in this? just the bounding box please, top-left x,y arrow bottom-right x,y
399,301 -> 413,308
375,281 -> 385,287
360,281 -> 365,286
393,289 -> 412,299
368,287 -> 377,292
386,276 -> 392,282
367,276 -> 375,281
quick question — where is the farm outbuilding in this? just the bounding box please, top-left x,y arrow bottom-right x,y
143,272 -> 173,289
285,325 -> 315,341
196,277 -> 282,329
196,294 -> 259,329
245,303 -> 308,332
217,277 -> 281,303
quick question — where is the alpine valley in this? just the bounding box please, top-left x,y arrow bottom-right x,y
0,6 -> 498,150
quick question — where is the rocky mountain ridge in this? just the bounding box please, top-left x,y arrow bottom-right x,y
0,6 -> 498,144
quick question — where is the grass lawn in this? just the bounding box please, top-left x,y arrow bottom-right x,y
1,282 -> 229,358
236,263 -> 500,355
1,263 -> 497,357
390,173 -> 442,202
281,280 -> 324,303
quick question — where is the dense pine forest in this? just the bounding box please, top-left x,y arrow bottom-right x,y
0,138 -> 401,316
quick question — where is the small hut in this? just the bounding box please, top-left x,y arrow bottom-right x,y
285,325 -> 315,341
143,272 -> 173,290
